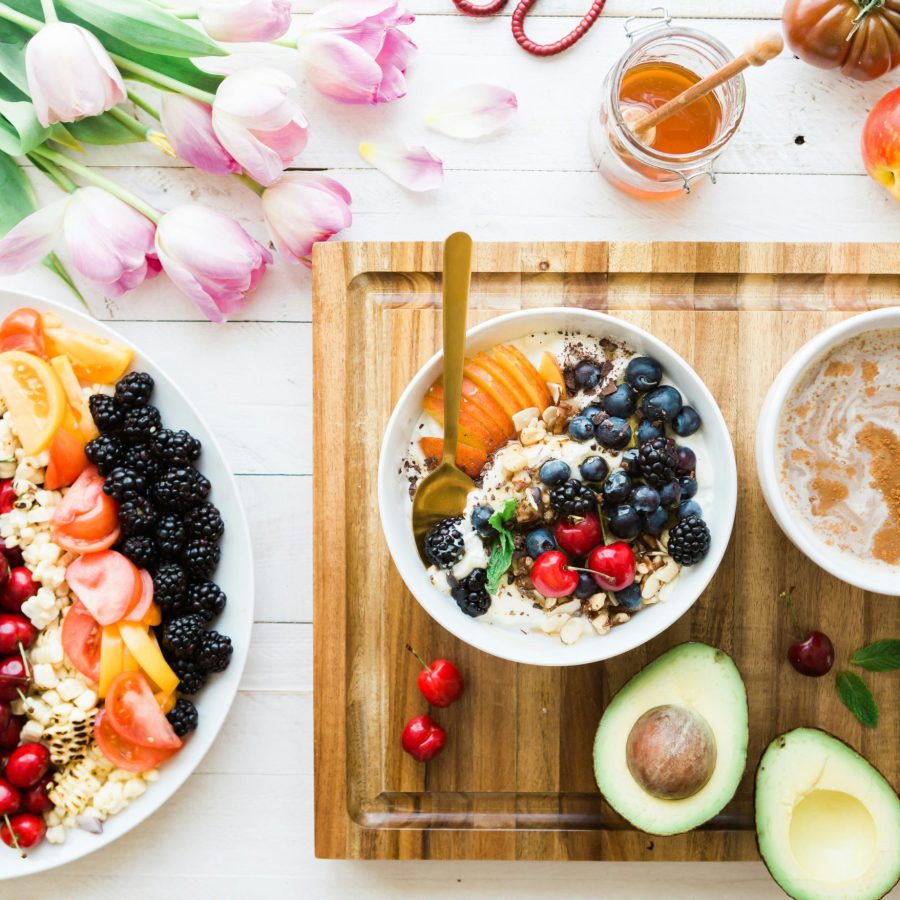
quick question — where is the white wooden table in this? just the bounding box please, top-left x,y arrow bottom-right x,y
2,0 -> 898,895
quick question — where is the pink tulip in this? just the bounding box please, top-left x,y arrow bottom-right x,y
161,94 -> 241,175
154,205 -> 273,322
198,0 -> 292,42
298,0 -> 416,105
25,23 -> 126,127
0,187 -> 158,298
211,68 -> 309,186
261,173 -> 352,266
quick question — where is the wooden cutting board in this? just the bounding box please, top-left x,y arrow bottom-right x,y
312,241 -> 899,861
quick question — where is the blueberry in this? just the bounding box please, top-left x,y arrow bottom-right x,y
568,415 -> 595,443
602,383 -> 638,418
595,416 -> 632,450
581,404 -> 603,421
579,455 -> 609,483
625,357 -> 662,392
526,528 -> 558,559
677,499 -> 703,521
679,476 -> 698,499
614,583 -> 643,610
676,445 -> 696,474
470,505 -> 495,539
573,360 -> 602,389
539,458 -> 571,486
673,406 -> 701,436
575,572 -> 601,599
637,419 -> 664,445
620,448 -> 641,475
608,504 -> 641,539
659,480 -> 683,508
602,470 -> 632,505
641,385 -> 682,423
631,485 -> 660,513
642,506 -> 669,536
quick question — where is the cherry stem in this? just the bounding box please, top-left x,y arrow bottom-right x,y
405,644 -> 431,673
2,813 -> 24,858
566,565 -> 615,580
17,642 -> 30,678
781,587 -> 804,639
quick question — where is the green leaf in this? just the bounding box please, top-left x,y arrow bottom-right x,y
835,671 -> 879,729
0,149 -> 36,235
66,111 -> 140,145
0,19 -> 30,93
851,639 -> 900,672
485,499 -> 518,594
58,0 -> 225,59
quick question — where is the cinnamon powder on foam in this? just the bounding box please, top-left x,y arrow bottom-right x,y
857,422 -> 900,565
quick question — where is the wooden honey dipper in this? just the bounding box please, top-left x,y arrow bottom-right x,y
622,33 -> 784,148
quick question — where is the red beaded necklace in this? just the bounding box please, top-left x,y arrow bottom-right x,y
451,0 -> 607,57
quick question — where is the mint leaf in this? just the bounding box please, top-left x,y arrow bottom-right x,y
835,671 -> 879,729
485,499 -> 518,594
851,639 -> 900,672
488,498 -> 517,532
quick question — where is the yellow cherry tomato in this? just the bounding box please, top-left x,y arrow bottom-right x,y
0,350 -> 66,454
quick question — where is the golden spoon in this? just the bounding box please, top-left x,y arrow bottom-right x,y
412,232 -> 476,561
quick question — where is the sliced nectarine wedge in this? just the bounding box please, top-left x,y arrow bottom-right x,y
473,352 -> 532,412
423,389 -> 492,452
538,351 -> 566,399
460,377 -> 515,438
464,359 -> 522,419
420,437 -> 486,478
492,345 -> 552,412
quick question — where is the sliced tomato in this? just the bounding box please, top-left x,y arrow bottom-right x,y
124,570 -> 154,622
105,671 -> 182,751
51,465 -> 120,553
94,709 -> 176,773
41,314 -> 133,384
60,600 -> 102,682
44,418 -> 88,491
0,308 -> 45,357
66,551 -> 141,626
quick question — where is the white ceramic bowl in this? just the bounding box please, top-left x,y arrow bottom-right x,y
0,290 -> 253,879
756,307 -> 900,596
378,308 -> 737,666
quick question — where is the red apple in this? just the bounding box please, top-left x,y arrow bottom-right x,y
862,87 -> 900,201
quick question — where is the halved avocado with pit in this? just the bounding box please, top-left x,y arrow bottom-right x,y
755,728 -> 900,900
593,642 -> 748,836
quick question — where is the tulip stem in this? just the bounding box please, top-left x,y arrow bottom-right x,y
127,90 -> 161,121
272,37 -> 296,49
107,52 -> 217,105
234,173 -> 264,196
106,105 -> 152,140
0,2 -> 41,32
31,146 -> 161,223
40,0 -> 57,23
27,152 -> 77,193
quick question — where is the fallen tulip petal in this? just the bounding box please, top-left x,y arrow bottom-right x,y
358,139 -> 443,191
0,199 -> 68,274
426,84 -> 517,139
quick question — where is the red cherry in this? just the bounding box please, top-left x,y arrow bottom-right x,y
1,567 -> 37,614
5,743 -> 50,789
1,540 -> 23,569
401,714 -> 446,762
530,551 -> 579,598
0,556 -> 8,594
0,777 -> 20,816
587,542 -> 636,592
0,656 -> 29,702
554,511 -> 602,558
0,481 -> 14,515
0,614 -> 36,655
0,713 -> 24,751
408,647 -> 464,708
1,812 -> 45,851
21,774 -> 53,815
788,631 -> 835,677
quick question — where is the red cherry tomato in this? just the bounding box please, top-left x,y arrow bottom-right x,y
0,613 -> 36,655
554,511 -> 603,558
60,600 -> 102,683
410,648 -> 464,708
0,777 -> 20,816
1,567 -> 37,614
530,550 -> 579,598
93,710 -> 176,773
0,655 -> 29,701
401,714 -> 446,762
1,539 -> 23,569
66,551 -> 140,626
5,743 -> 50,789
0,308 -> 45,358
50,466 -> 120,554
0,481 -> 15,516
0,712 -> 23,751
21,774 -> 53,815
44,423 -> 89,492
105,672 -> 182,751
587,542 -> 636,592
1,812 -> 46,850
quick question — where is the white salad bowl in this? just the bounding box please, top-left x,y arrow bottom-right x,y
756,306 -> 900,596
378,308 -> 737,667
0,290 -> 253,878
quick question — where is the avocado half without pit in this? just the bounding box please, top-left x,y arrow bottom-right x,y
755,728 -> 900,900
593,642 -> 748,836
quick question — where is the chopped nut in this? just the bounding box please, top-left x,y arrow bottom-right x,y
591,611 -> 611,635
555,598 -> 581,616
540,612 -> 569,634
520,417 -> 547,446
611,612 -> 630,625
560,617 -> 584,644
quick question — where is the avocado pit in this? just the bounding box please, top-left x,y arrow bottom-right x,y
625,704 -> 717,800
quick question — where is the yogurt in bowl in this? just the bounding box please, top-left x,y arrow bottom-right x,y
378,309 -> 737,667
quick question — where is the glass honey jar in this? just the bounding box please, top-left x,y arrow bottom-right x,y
589,10 -> 746,200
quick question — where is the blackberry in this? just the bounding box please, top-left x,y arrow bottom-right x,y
451,568 -> 491,617
120,442 -> 163,481
153,562 -> 187,611
120,535 -> 158,570
88,394 -> 124,432
115,372 -> 154,409
173,581 -> 226,623
171,657 -> 206,695
423,516 -> 465,568
103,467 -> 146,502
166,698 -> 198,737
155,513 -> 187,559
184,502 -> 224,542
197,630 -> 232,673
153,467 -> 211,511
160,614 -> 206,659
637,437 -> 678,488
154,428 -> 201,466
84,433 -> 125,474
118,496 -> 157,537
121,405 -> 162,443
667,515 -> 711,566
549,479 -> 596,517
182,538 -> 220,579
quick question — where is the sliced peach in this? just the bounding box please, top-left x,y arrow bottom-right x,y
538,351 -> 567,399
473,352 -> 532,412
420,437 -> 486,478
464,359 -> 522,419
492,345 -> 552,412
460,377 -> 515,438
423,387 -> 494,452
